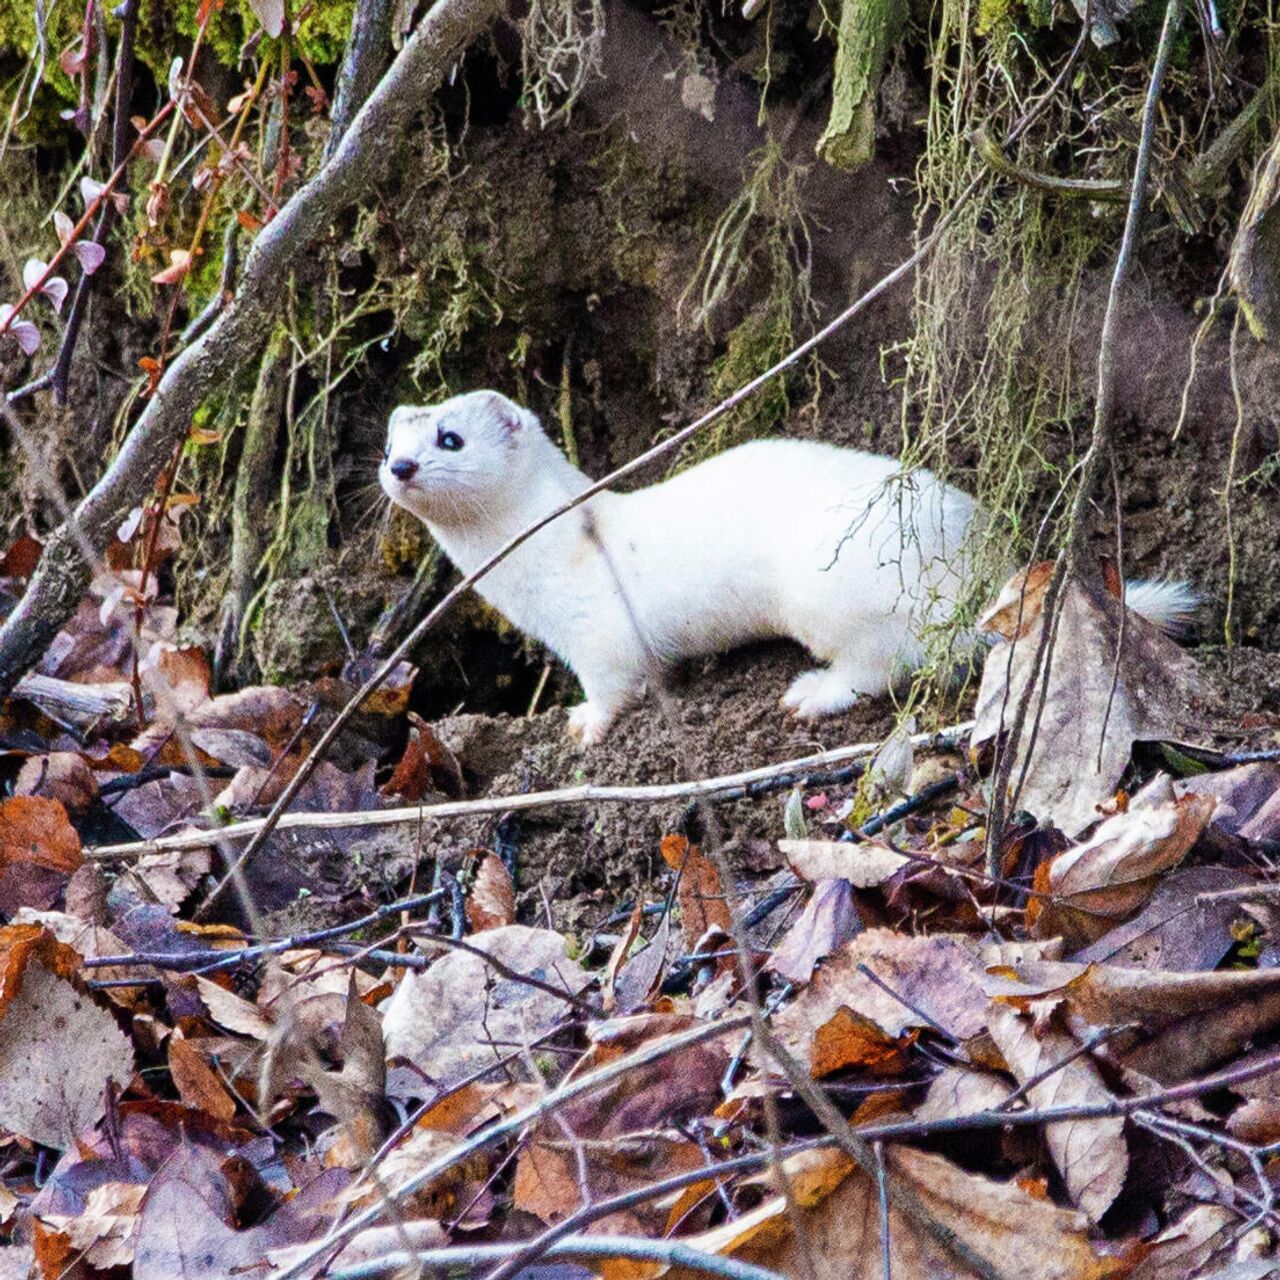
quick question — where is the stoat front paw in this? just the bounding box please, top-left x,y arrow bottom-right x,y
567,702 -> 612,747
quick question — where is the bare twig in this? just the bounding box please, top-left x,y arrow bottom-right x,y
271,1014 -> 750,1280
982,0 -> 1183,876
325,1236 -> 787,1280
76,722 -> 971,859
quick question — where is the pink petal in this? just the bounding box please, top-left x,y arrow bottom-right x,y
21,258 -> 47,292
54,211 -> 75,245
39,276 -> 69,313
74,241 -> 106,275
13,321 -> 40,355
80,176 -> 104,205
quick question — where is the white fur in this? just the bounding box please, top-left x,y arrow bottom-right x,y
380,390 -> 1194,744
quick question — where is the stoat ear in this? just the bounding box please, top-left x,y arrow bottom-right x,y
478,390 -> 524,438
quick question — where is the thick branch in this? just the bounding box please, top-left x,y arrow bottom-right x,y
0,0 -> 506,698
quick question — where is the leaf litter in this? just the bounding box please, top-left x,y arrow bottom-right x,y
0,540 -> 1276,1279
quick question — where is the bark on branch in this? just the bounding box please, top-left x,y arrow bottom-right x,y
0,0 -> 506,698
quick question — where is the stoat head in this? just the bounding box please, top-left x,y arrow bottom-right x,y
380,389 -> 540,525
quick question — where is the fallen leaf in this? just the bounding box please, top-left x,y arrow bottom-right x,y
972,576 -> 1211,835
661,836 -> 731,947
986,1004 -> 1127,1222
1034,775 -> 1216,945
0,954 -> 135,1148
809,1007 -> 909,1079
1071,865 -> 1252,970
14,752 -> 97,816
168,1037 -> 237,1123
779,838 -> 910,886
466,854 -> 516,932
382,925 -> 589,1096
767,878 -> 860,984
977,561 -> 1056,640
770,930 -> 989,1071
134,1143 -> 347,1280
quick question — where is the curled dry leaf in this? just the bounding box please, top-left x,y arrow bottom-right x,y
466,853 -> 516,932
972,576 -> 1213,835
661,835 -> 732,948
986,1004 -> 1127,1223
1033,775 -> 1216,946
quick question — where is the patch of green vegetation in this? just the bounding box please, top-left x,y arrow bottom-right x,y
674,140 -> 817,462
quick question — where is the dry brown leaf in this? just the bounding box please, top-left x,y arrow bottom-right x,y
194,974 -> 275,1038
977,561 -> 1056,640
0,795 -> 82,904
14,753 -> 97,816
661,836 -> 732,947
466,853 -> 516,932
1072,866 -> 1251,970
517,1013 -> 733,1233
626,1144 -> 1118,1280
381,925 -> 589,1094
380,712 -> 465,801
986,1004 -> 1128,1223
914,1064 -> 1012,1123
778,838 -> 910,886
770,930 -> 989,1071
1034,776 -> 1216,945
168,1037 -> 237,1123
0,955 -> 135,1148
36,1180 -> 146,1271
986,959 -> 1280,1028
809,1007 -> 910,1079
1127,1204 -> 1235,1280
612,912 -> 673,1014
134,1143 -> 347,1280
766,878 -> 860,985
972,577 -> 1210,835
602,904 -> 644,1014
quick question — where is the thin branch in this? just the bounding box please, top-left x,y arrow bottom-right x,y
325,1236 -> 787,1280
87,721 -> 973,860
270,1014 -> 752,1280
982,0 -> 1183,876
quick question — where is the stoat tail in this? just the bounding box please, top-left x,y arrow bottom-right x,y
1123,578 -> 1200,637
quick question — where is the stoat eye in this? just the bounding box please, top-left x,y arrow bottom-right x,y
437,428 -> 464,452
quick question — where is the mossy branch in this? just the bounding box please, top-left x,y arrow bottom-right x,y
817,0 -> 906,171
0,0 -> 508,699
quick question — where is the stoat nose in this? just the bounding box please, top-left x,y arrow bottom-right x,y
388,457 -> 419,481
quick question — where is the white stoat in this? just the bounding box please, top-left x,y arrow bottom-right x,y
379,390 -> 1197,745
